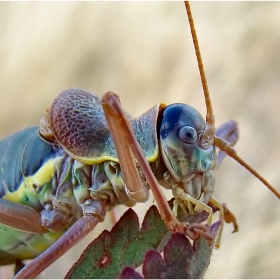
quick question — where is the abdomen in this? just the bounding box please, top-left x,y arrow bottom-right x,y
0,127 -> 66,264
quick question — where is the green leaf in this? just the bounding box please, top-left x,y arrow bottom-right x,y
119,221 -> 221,279
66,205 -> 171,279
66,201 -> 220,279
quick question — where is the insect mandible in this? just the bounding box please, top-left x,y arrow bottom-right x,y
0,1 -> 280,278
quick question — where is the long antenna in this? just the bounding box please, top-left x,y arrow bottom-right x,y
185,1 -> 213,121
184,1 -> 280,199
185,1 -> 215,149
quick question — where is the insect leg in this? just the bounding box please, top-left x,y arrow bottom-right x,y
208,197 -> 239,249
215,120 -> 239,166
0,198 -> 47,234
173,188 -> 213,225
101,92 -> 213,242
14,200 -> 108,279
102,93 -> 150,204
215,120 -> 240,233
101,93 -> 174,223
204,120 -> 239,248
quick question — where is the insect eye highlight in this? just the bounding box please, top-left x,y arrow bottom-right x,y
179,126 -> 198,144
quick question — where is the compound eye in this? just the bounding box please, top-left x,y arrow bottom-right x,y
179,126 -> 198,144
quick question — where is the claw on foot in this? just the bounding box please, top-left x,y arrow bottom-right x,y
165,219 -> 214,245
223,204 -> 238,233
186,223 -> 213,243
165,218 -> 186,234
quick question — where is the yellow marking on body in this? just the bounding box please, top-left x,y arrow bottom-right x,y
146,149 -> 159,162
65,148 -> 119,165
3,159 -> 56,203
25,159 -> 55,189
67,147 -> 158,165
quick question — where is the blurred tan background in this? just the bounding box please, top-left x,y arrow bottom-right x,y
0,2 -> 280,278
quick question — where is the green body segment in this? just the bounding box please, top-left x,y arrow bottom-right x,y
0,225 -> 64,265
0,127 -> 67,265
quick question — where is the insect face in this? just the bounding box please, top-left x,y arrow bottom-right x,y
159,104 -> 216,183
